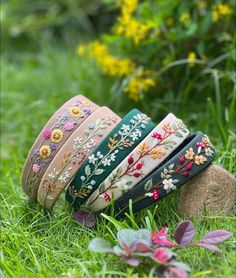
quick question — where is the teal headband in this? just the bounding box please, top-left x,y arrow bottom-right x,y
113,132 -> 216,215
65,109 -> 156,208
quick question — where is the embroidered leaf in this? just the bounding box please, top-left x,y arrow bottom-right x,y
144,179 -> 153,191
175,132 -> 184,138
137,142 -> 149,156
150,148 -> 166,159
85,165 -> 91,176
169,163 -> 174,169
94,168 -> 105,175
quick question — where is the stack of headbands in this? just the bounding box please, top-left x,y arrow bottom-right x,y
22,95 -> 216,215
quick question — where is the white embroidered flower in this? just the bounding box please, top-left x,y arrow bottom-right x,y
58,168 -> 71,183
119,124 -> 131,136
73,137 -> 82,150
48,168 -> 59,181
87,185 -> 93,190
96,151 -> 104,159
163,178 -> 176,190
81,176 -> 86,181
88,154 -> 97,164
102,157 -> 111,166
91,180 -> 96,185
116,179 -> 131,192
109,153 -> 116,162
130,129 -> 142,141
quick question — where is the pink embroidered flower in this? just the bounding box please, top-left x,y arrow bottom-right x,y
196,141 -> 205,148
32,163 -> 40,173
151,227 -> 174,247
154,248 -> 169,263
152,189 -> 160,200
186,162 -> 193,170
151,132 -> 163,140
64,121 -> 74,131
104,192 -> 111,202
43,129 -> 51,139
133,172 -> 140,178
128,156 -> 134,164
178,156 -> 185,164
136,163 -> 142,170
184,171 -> 189,177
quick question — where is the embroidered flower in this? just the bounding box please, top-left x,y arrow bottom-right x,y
50,143 -> 57,151
154,248 -> 169,263
83,108 -> 91,115
69,106 -> 82,118
43,129 -> 52,139
178,156 -> 185,163
150,148 -> 166,159
151,132 -> 163,140
163,178 -> 176,190
119,124 -> 130,136
109,152 -> 117,162
33,148 -> 39,156
64,122 -> 74,131
91,180 -> 96,186
50,129 -> 63,143
116,179 -> 130,192
103,192 -> 111,202
48,168 -> 59,181
82,100 -> 90,106
102,157 -> 111,167
88,154 -> 97,165
128,155 -> 134,164
163,123 -> 172,133
96,151 -> 104,159
32,163 -> 40,173
39,145 -> 51,158
185,147 -> 195,160
152,188 -> 159,200
58,169 -> 71,183
88,123 -> 95,129
130,129 -> 141,141
186,162 -> 193,170
205,147 -> 214,157
194,155 -> 207,165
137,142 -> 149,156
73,137 -> 83,150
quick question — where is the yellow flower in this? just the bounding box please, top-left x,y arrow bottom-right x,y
150,148 -> 166,159
69,106 -> 82,118
77,45 -> 86,56
39,145 -> 51,159
50,129 -> 63,143
187,52 -> 197,67
180,12 -> 190,23
217,4 -> 232,16
194,155 -> 207,165
212,10 -> 219,22
185,148 -> 195,160
119,0 -> 137,18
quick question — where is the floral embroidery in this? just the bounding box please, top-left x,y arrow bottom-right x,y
87,118 -> 188,207
39,145 -> 51,158
50,129 -> 63,143
40,116 -> 117,197
32,163 -> 40,173
64,121 -> 74,131
69,106 -> 82,117
162,178 -> 176,190
49,143 -> 57,151
68,113 -> 150,200
43,129 -> 51,139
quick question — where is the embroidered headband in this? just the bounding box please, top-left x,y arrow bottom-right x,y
65,109 -> 156,208
21,95 -> 99,201
113,132 -> 216,216
86,113 -> 190,212
37,107 -> 121,210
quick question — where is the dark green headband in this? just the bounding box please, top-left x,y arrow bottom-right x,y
65,109 -> 156,208
113,132 -> 216,215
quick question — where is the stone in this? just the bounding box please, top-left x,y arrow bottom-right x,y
179,164 -> 236,217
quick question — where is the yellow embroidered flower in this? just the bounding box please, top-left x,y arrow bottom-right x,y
39,145 -> 51,159
187,52 -> 197,67
185,147 -> 195,160
50,129 -> 63,143
150,148 -> 166,159
137,142 -> 149,156
69,106 -> 82,118
194,155 -> 207,165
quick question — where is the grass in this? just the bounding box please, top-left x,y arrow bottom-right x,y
1,45 -> 235,278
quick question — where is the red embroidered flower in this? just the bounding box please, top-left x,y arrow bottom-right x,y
151,132 -> 163,140
154,248 -> 169,263
128,156 -> 134,164
152,189 -> 160,200
183,171 -> 189,177
186,162 -> 193,170
178,156 -> 185,164
196,141 -> 205,148
151,227 -> 174,247
104,192 -> 111,202
136,163 -> 142,170
133,172 -> 140,178
43,129 -> 51,139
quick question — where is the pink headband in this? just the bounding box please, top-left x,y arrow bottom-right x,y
37,107 -> 121,210
21,95 -> 99,201
86,113 -> 190,212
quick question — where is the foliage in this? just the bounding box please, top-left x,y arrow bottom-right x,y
89,219 -> 231,277
77,0 -> 235,132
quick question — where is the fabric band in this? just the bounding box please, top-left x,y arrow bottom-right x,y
86,113 -> 190,212
65,109 -> 156,208
21,95 -> 99,201
37,107 -> 121,210
113,132 -> 216,216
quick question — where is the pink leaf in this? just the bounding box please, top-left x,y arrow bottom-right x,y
200,230 -> 231,244
174,221 -> 195,246
133,239 -> 152,253
169,267 -> 188,278
74,210 -> 96,228
196,242 -> 221,252
123,256 -> 140,266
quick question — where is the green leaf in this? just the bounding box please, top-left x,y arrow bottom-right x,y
85,165 -> 91,176
175,131 -> 183,138
88,238 -> 113,253
94,168 -> 105,175
144,179 -> 153,191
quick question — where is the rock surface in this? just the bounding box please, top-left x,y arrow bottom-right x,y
179,164 -> 236,217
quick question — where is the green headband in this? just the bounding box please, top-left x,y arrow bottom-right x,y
65,109 -> 156,208
113,132 -> 216,216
